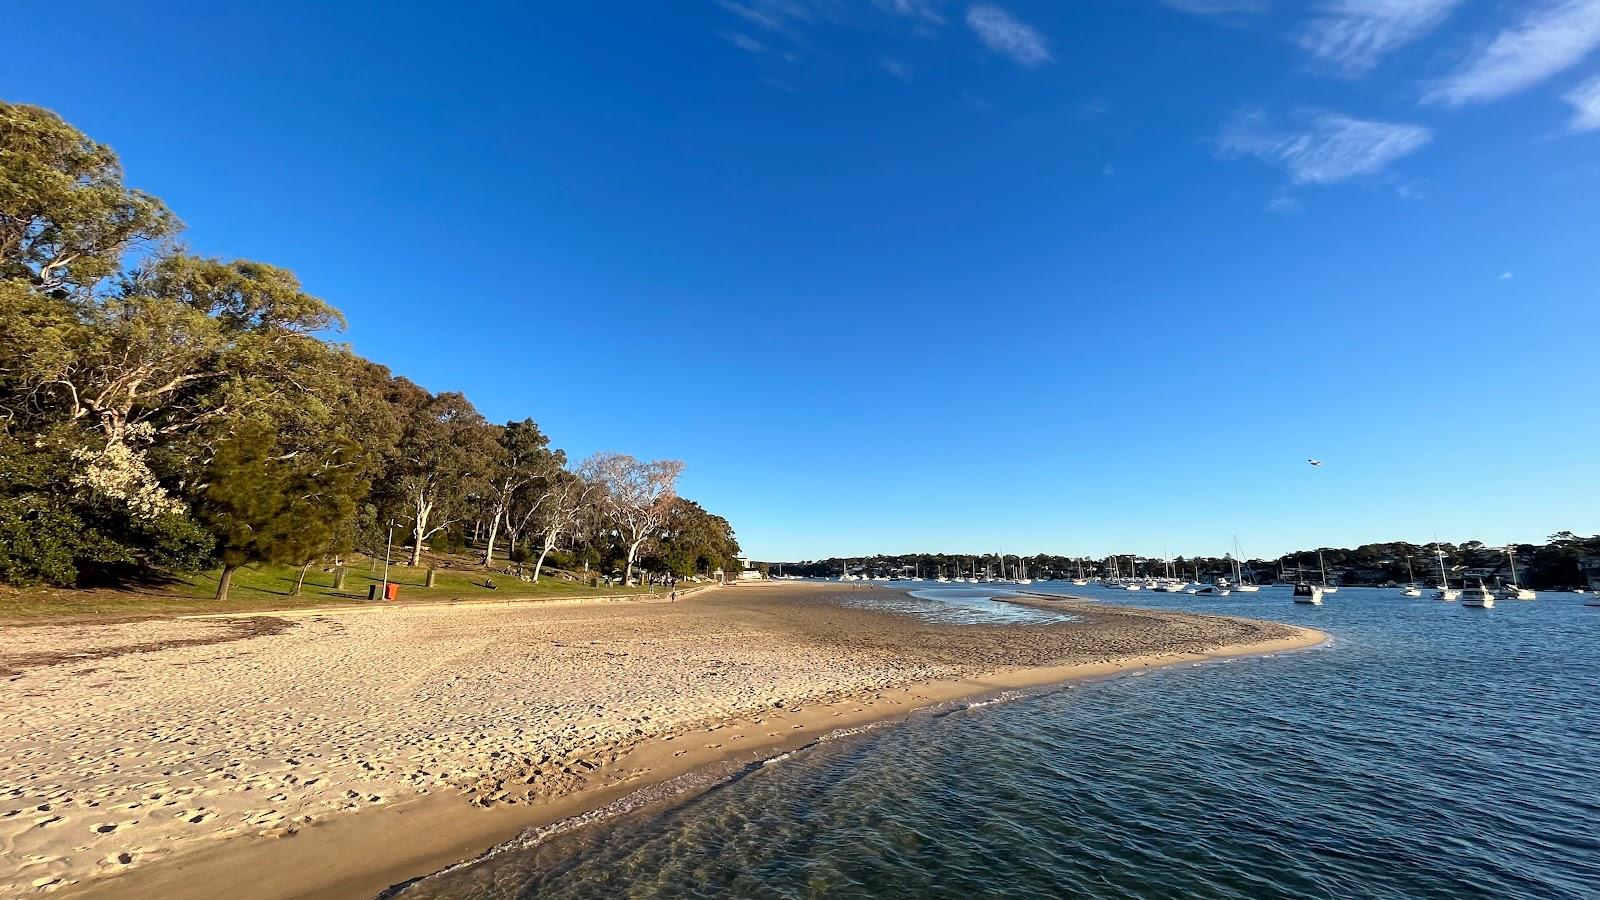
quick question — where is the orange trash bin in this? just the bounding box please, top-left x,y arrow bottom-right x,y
384,582 -> 400,601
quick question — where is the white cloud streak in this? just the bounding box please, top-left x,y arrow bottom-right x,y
720,31 -> 770,53
965,5 -> 1052,66
872,0 -> 947,23
1162,0 -> 1270,14
716,0 -> 818,34
1220,109 -> 1432,184
1426,0 -> 1600,105
1565,73 -> 1600,128
1299,0 -> 1462,77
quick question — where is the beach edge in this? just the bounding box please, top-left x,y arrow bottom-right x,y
73,615 -> 1327,900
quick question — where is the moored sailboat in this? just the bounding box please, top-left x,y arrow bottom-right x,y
1498,547 -> 1535,601
1461,580 -> 1496,608
1434,548 -> 1459,601
1400,557 -> 1423,597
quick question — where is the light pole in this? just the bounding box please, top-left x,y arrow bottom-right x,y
380,520 -> 396,601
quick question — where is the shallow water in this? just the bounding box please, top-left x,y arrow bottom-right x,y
857,588 -> 1078,625
396,587 -> 1600,899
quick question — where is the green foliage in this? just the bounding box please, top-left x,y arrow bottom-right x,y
0,100 -> 741,600
0,100 -> 179,292
0,431 -> 211,586
657,499 -> 741,576
429,526 -> 466,554
194,423 -> 367,586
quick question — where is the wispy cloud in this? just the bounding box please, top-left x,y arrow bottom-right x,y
1565,73 -> 1600,128
716,0 -> 819,35
1267,191 -> 1303,213
1500,271 -> 1515,279
1163,0 -> 1270,14
1425,0 -> 1600,105
720,31 -> 770,53
872,0 -> 947,24
966,5 -> 1052,66
882,57 -> 913,81
1220,109 -> 1432,184
1299,0 -> 1462,77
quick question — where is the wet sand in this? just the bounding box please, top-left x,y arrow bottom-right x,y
0,582 -> 1323,898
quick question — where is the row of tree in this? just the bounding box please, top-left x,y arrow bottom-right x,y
778,533 -> 1600,589
0,101 -> 741,597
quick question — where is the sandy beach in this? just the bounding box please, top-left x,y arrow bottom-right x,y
0,582 -> 1323,898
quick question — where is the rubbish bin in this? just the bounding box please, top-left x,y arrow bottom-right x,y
368,584 -> 381,601
384,582 -> 400,602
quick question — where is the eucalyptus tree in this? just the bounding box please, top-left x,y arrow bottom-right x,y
582,453 -> 684,587
659,498 -> 742,578
0,100 -> 178,293
391,391 -> 496,566
480,419 -> 552,567
526,465 -> 599,583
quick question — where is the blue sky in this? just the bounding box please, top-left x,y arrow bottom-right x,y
6,1 -> 1598,560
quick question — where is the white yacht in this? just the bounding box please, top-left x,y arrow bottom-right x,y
1461,580 -> 1496,608
1433,548 -> 1458,600
1317,550 -> 1339,594
1400,558 -> 1423,597
1231,539 -> 1261,592
1070,559 -> 1089,586
1498,547 -> 1535,600
1293,581 -> 1324,605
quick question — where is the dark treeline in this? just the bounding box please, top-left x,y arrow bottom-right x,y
778,533 -> 1600,589
0,101 -> 740,597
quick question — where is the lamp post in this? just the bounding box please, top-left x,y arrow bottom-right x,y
380,520 -> 396,601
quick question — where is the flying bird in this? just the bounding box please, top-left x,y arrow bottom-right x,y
1307,459 -> 1323,467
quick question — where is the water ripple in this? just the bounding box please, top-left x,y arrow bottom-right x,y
394,587 -> 1600,900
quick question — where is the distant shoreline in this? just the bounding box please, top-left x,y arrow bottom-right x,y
19,584 -> 1324,900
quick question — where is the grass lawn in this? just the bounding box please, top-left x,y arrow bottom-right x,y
0,561 -> 674,624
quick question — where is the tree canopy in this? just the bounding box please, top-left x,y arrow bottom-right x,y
0,99 -> 739,592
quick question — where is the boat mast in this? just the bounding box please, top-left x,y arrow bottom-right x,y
1318,549 -> 1329,587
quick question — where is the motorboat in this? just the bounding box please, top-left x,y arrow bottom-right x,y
1292,581 -> 1324,605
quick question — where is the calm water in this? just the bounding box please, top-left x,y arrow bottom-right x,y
395,586 -> 1600,899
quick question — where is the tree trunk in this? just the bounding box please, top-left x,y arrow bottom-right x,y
294,561 -> 312,596
532,529 -> 559,584
216,564 -> 238,602
482,507 -> 502,567
624,540 -> 641,587
411,498 -> 431,567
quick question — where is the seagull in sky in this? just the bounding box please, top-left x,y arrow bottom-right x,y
1307,459 -> 1323,467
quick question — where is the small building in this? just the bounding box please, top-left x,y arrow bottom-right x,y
1579,556 -> 1600,590
735,556 -> 766,581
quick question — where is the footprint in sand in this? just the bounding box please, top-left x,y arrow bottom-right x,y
704,743 -> 721,749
